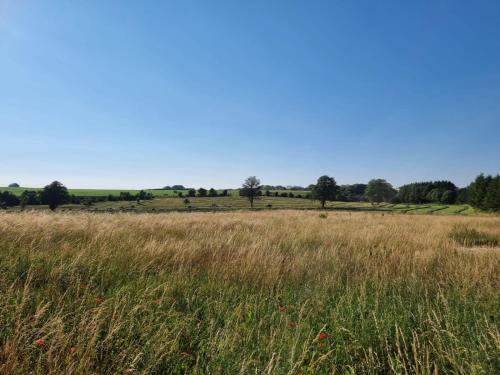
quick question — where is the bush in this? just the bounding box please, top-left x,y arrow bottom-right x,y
0,191 -> 20,207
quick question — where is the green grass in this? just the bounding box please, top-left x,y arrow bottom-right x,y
450,225 -> 500,247
56,197 -> 478,216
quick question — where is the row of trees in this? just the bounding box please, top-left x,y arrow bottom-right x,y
0,182 -> 155,210
240,174 -> 499,211
460,174 -> 500,211
3,173 -> 499,211
397,181 -> 458,204
0,181 -> 71,210
181,188 -> 229,198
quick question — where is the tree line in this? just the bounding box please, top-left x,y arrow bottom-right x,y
0,182 -> 155,210
2,173 -> 499,212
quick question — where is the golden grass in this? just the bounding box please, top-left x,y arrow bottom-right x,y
0,211 -> 499,374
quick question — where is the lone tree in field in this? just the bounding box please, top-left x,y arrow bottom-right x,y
39,181 -> 69,210
312,175 -> 337,208
365,179 -> 396,205
240,176 -> 261,208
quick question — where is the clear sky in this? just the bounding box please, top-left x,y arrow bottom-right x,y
1,0 -> 499,189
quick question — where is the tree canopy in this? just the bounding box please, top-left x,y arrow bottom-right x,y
39,181 -> 69,210
365,179 -> 396,204
239,176 -> 261,208
312,175 -> 337,208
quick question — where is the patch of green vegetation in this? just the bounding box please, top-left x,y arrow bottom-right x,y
450,225 -> 500,247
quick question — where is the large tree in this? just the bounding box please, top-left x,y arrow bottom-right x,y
365,179 -> 396,204
312,175 -> 337,208
39,181 -> 69,210
240,176 -> 261,208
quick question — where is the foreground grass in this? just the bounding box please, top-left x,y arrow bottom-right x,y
0,211 -> 498,374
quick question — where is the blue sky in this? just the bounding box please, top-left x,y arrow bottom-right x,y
1,0 -> 499,189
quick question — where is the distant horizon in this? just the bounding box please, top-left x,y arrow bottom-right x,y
1,1 -> 499,189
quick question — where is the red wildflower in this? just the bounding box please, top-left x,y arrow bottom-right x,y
318,332 -> 328,340
95,296 -> 103,305
180,351 -> 190,357
153,299 -> 161,305
69,347 -> 76,354
319,341 -> 326,347
35,339 -> 45,347
79,283 -> 87,289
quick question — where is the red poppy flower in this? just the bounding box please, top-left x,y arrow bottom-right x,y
79,283 -> 87,289
35,339 -> 45,347
319,341 -> 326,347
69,347 -> 76,353
318,332 -> 328,340
95,297 -> 103,305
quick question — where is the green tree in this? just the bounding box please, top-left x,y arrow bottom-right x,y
208,188 -> 217,197
239,176 -> 261,208
0,191 -> 20,208
188,189 -> 196,197
456,188 -> 469,204
311,175 -> 337,208
20,190 -> 40,208
469,174 -> 492,209
365,179 -> 396,205
426,188 -> 442,203
483,175 -> 500,211
39,181 -> 69,210
197,188 -> 207,197
440,190 -> 457,204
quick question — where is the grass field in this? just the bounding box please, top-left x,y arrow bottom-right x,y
4,195 -> 480,216
79,197 -> 478,216
0,210 -> 498,374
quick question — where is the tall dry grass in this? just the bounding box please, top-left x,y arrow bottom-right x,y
0,210 -> 499,374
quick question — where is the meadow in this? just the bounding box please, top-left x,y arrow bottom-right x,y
70,197 -> 476,216
0,210 -> 498,374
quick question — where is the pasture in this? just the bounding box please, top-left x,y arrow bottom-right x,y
70,197 -> 476,216
0,210 -> 498,374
